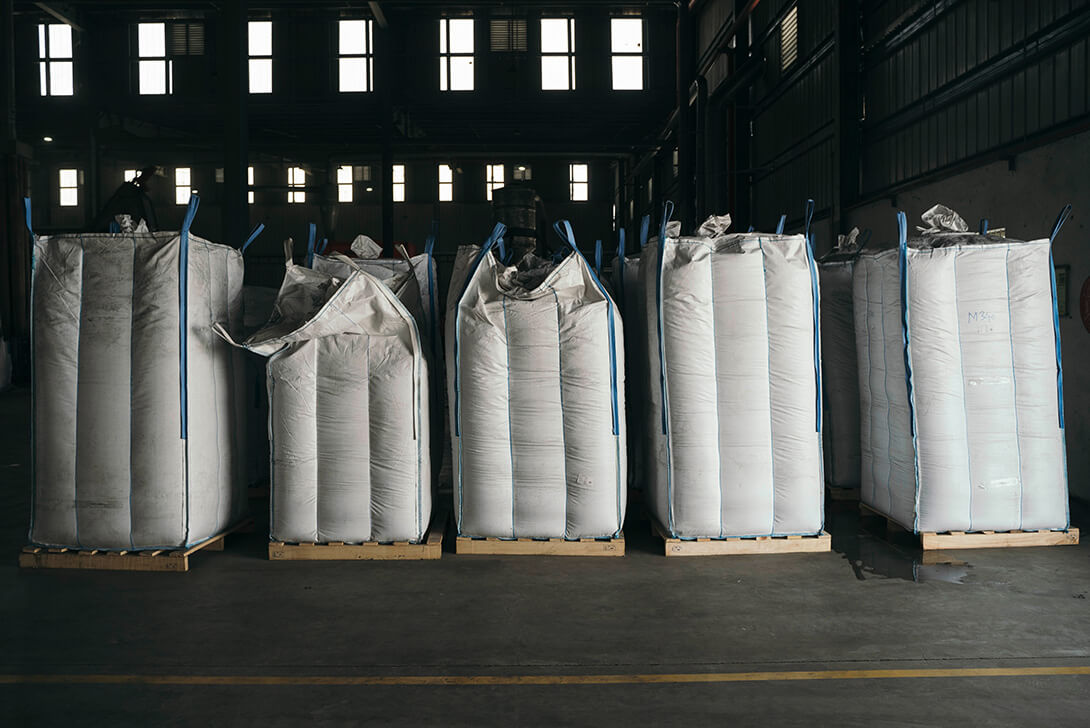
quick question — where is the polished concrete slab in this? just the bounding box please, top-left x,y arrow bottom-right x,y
2,387 -> 1088,726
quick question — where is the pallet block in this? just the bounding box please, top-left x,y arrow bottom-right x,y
859,502 -> 1080,550
19,519 -> 253,573
268,512 -> 446,561
455,533 -> 624,556
651,518 -> 831,557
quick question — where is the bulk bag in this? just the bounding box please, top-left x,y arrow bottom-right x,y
218,241 -> 431,544
818,228 -> 869,489
855,205 -> 1070,533
447,222 -> 626,539
28,195 -> 247,550
641,202 -> 824,539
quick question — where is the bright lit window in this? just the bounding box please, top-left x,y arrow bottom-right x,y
288,166 -> 305,203
124,169 -> 139,182
513,165 -> 531,181
569,163 -> 588,202
486,164 -> 504,200
58,169 -> 78,207
337,165 -> 354,202
392,164 -> 406,202
438,164 -> 453,202
439,18 -> 474,91
175,167 -> 194,205
248,166 -> 255,204
248,21 -> 272,94
780,5 -> 798,71
338,19 -> 374,92
137,23 -> 172,95
540,18 -> 575,91
610,18 -> 643,90
38,24 -> 74,96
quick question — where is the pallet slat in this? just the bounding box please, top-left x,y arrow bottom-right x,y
652,519 -> 831,556
859,502 -> 1080,550
268,513 -> 446,561
455,534 -> 624,556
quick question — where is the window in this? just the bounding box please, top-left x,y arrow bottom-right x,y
288,166 -> 305,203
58,169 -> 78,207
540,18 -> 575,91
439,18 -> 474,91
513,165 -> 532,181
486,164 -> 504,200
337,165 -> 353,202
338,19 -> 374,92
569,163 -> 588,202
137,23 -> 172,95
175,167 -> 194,205
392,164 -> 405,202
124,169 -> 139,182
38,24 -> 74,96
249,21 -> 272,93
672,148 -> 679,177
780,5 -> 798,72
610,18 -> 643,90
438,164 -> 453,202
248,166 -> 255,204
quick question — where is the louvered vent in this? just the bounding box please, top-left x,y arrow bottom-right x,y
780,5 -> 797,71
171,22 -> 204,56
490,19 -> 527,52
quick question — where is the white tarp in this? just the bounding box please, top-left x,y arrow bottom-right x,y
219,242 -> 431,544
641,205 -> 824,538
855,205 -> 1070,533
29,196 -> 247,549
447,222 -> 626,539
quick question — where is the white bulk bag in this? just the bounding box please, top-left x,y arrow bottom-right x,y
642,203 -> 824,539
855,205 -> 1070,533
219,242 -> 431,544
447,222 -> 626,539
29,196 -> 247,550
818,228 -> 868,489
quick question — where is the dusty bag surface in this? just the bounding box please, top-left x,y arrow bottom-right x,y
30,196 -> 247,550
447,223 -> 626,539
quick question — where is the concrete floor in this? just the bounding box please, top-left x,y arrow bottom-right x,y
2,386 -> 1089,726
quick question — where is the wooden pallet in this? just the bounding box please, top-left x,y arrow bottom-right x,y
19,519 -> 253,572
826,485 -> 860,502
859,502 -> 1080,550
268,512 -> 446,561
455,533 -> 624,556
651,518 -> 831,557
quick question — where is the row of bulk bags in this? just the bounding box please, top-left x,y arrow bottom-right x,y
447,222 -> 626,539
855,205 -> 1070,533
218,239 -> 431,544
28,196 -> 248,550
818,228 -> 868,489
641,203 -> 824,539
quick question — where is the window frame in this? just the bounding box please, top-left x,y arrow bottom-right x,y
540,17 -> 575,91
609,17 -> 644,91
58,168 -> 79,207
569,163 -> 588,202
439,18 -> 475,91
288,166 -> 306,203
38,23 -> 74,97
486,163 -> 505,201
174,167 -> 193,205
392,164 -> 406,202
337,19 -> 375,93
438,164 -> 453,202
135,22 -> 173,95
248,20 -> 273,94
337,165 -> 354,202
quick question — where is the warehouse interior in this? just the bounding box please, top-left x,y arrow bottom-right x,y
2,0 -> 1090,724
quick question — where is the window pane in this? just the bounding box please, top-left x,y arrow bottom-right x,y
338,183 -> 353,203
38,24 -> 46,58
175,167 -> 190,186
447,18 -> 474,53
59,168 -> 78,187
393,183 -> 405,202
571,182 -> 588,201
124,169 -> 138,182
488,164 -> 504,183
339,57 -> 369,92
569,163 -> 588,182
540,19 -> 570,53
438,19 -> 447,54
541,55 -> 571,90
49,61 -> 73,95
337,165 -> 353,184
449,56 -> 473,90
248,21 -> 272,56
611,56 -> 643,90
39,62 -> 47,96
438,164 -> 452,183
49,24 -> 73,58
439,183 -> 452,202
138,23 -> 165,57
138,60 -> 166,94
247,166 -> 255,185
392,164 -> 405,183
339,19 -> 367,55
611,18 -> 642,53
59,187 -> 78,206
249,58 -> 272,93
175,186 -> 190,205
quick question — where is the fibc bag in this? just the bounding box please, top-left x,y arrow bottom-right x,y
818,227 -> 869,489
447,222 -> 626,539
855,205 -> 1070,533
641,202 -> 824,539
29,195 -> 247,550
218,240 -> 431,544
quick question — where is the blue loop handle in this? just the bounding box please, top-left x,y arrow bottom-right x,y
425,220 -> 438,256
108,221 -> 121,234
897,211 -> 908,248
594,240 -> 603,278
241,223 -> 265,253
775,214 -> 786,235
24,197 -> 34,238
305,223 -> 317,267
1050,204 -> 1072,243
804,199 -> 815,239
617,228 -> 626,262
552,219 -> 579,252
318,237 -> 329,255
639,214 -> 651,249
659,201 -> 675,243
979,218 -> 989,235
181,194 -> 200,234
747,225 -> 755,233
